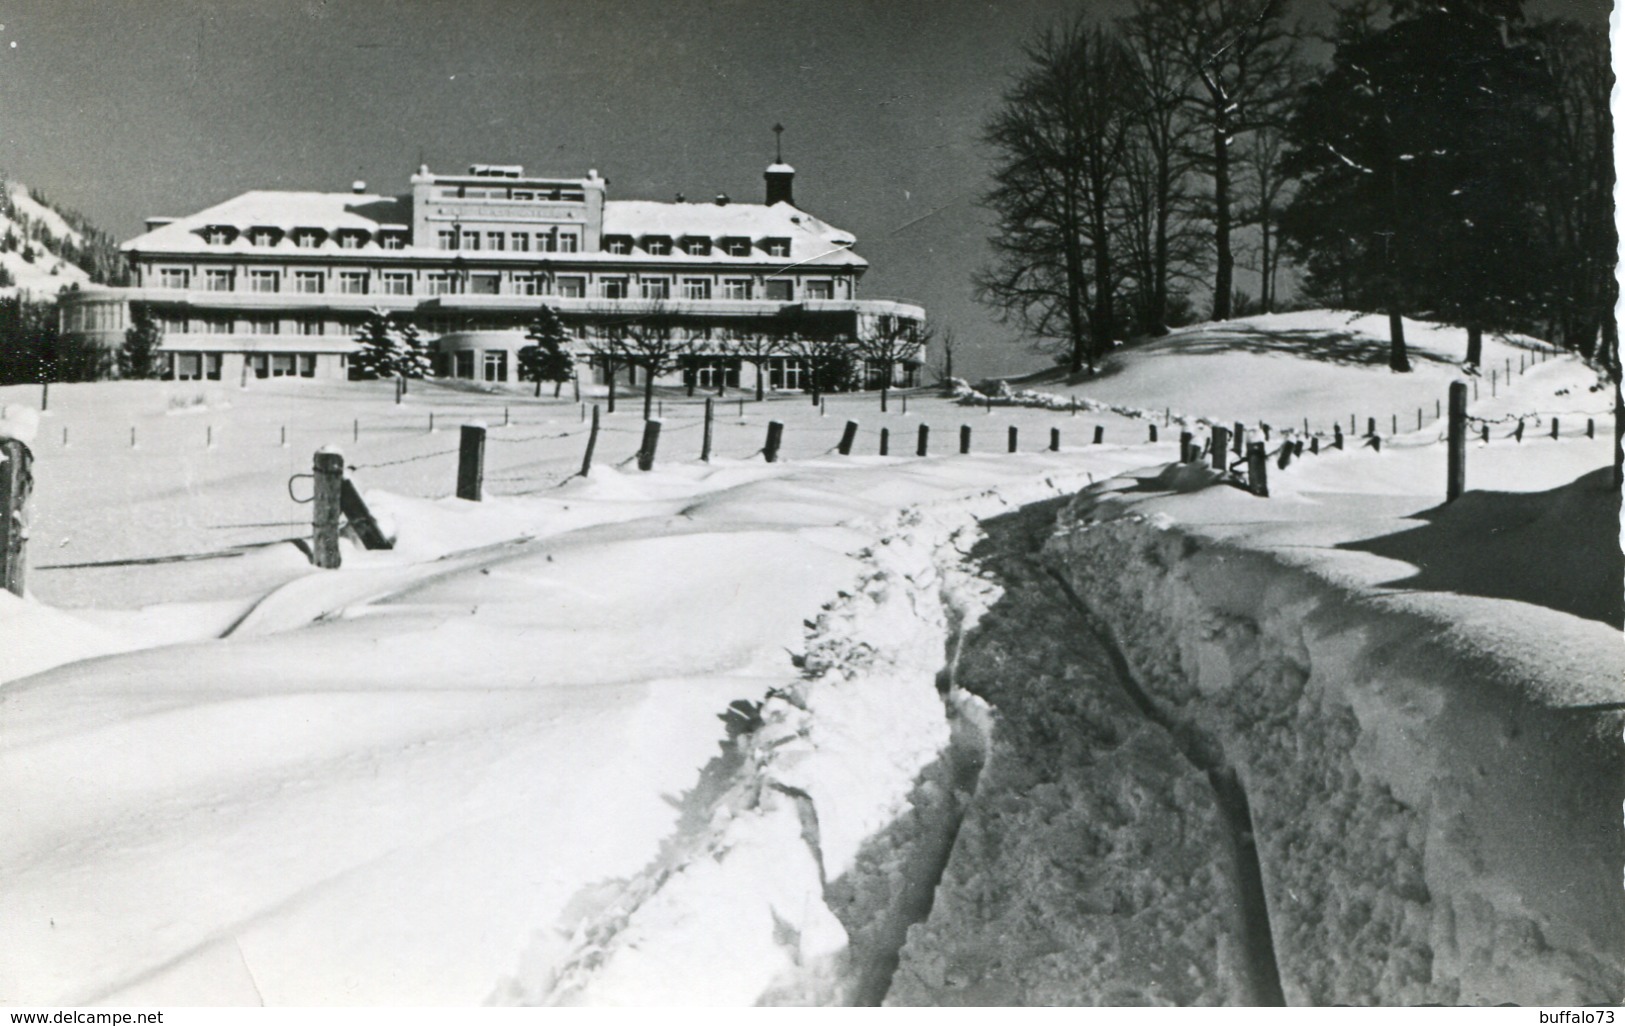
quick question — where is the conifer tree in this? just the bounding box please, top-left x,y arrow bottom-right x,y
351,307 -> 401,379
519,305 -> 575,397
119,305 -> 164,380
395,318 -> 435,379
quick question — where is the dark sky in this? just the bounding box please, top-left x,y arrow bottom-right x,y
0,0 -> 1611,378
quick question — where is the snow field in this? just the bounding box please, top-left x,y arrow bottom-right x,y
1032,484 -> 1623,1004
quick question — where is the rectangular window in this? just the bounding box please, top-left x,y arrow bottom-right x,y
203,315 -> 234,334
722,278 -> 752,300
455,351 -> 476,379
764,238 -> 791,258
462,231 -> 481,251
161,313 -> 189,334
511,233 -> 529,252
482,351 -> 508,382
605,236 -> 632,255
683,238 -> 711,256
174,353 -> 203,380
298,316 -> 324,336
159,268 -> 190,289
536,232 -> 556,253
248,270 -> 280,293
271,354 -> 296,377
294,271 -> 325,294
644,237 -> 671,255
681,278 -> 711,300
487,232 -> 504,251
723,238 -> 751,257
298,354 -> 317,378
293,231 -> 320,249
769,357 -> 806,391
337,271 -> 368,295
556,276 -> 585,298
470,273 -> 500,295
691,358 -> 741,390
514,275 -> 541,296
338,234 -> 362,250
426,273 -> 455,296
805,279 -> 833,300
380,233 -> 404,250
249,229 -> 278,247
764,279 -> 792,301
601,278 -> 629,299
204,228 -> 232,245
204,269 -> 234,291
205,353 -> 223,381
381,272 -> 413,295
437,229 -> 457,250
640,278 -> 670,300
248,316 -> 280,336
558,232 -> 579,253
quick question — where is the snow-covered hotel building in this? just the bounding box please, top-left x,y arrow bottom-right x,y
58,159 -> 926,388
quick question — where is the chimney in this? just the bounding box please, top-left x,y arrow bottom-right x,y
351,180 -> 367,194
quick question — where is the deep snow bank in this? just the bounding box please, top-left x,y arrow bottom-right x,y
1030,491 -> 1623,1004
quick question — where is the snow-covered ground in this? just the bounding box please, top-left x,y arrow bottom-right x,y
0,181 -> 92,296
0,312 -> 1617,1005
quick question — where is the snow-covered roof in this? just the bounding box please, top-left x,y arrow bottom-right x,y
602,200 -> 860,265
122,191 -> 411,253
765,162 -> 795,174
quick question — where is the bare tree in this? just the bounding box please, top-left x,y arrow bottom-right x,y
788,330 -> 855,404
852,315 -> 929,413
600,303 -> 698,421
1235,119 -> 1296,313
723,327 -> 783,402
979,18 -> 1137,375
1134,0 -> 1299,322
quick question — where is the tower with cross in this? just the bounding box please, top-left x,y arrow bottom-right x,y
764,123 -> 795,207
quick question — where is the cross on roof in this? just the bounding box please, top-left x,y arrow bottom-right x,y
773,123 -> 784,163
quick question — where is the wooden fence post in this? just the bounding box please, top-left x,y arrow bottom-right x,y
1148,424 -> 1157,443
1587,418 -> 1595,439
0,440 -> 33,596
1050,427 -> 1060,452
581,405 -> 601,476
1247,441 -> 1269,497
1481,424 -> 1489,444
1333,424 -> 1344,449
959,425 -> 971,454
879,427 -> 890,456
1233,422 -> 1245,455
838,420 -> 859,455
1008,425 -> 1019,453
1070,397 -> 1077,418
765,420 -> 785,463
1211,426 -> 1230,470
1447,381 -> 1467,502
1551,417 -> 1559,440
1092,425 -> 1104,444
457,423 -> 486,500
637,419 -> 662,472
1514,419 -> 1525,443
1367,416 -> 1376,437
1310,436 -> 1320,455
1179,431 -> 1193,462
312,448 -> 344,569
901,394 -> 908,416
340,478 -> 394,550
701,397 -> 714,462
40,382 -> 48,412
918,423 -> 931,457
353,418 -> 359,443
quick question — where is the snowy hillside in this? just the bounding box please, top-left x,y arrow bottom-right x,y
0,181 -> 96,296
0,313 -> 1617,1005
995,310 -> 1573,431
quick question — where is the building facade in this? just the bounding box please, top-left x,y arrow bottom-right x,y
58,160 -> 927,390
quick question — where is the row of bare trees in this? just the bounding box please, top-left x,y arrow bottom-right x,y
981,0 -> 1302,376
519,303 -> 930,419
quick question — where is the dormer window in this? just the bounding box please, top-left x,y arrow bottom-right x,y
335,229 -> 368,250
248,227 -> 281,247
643,236 -> 672,256
764,238 -> 791,258
721,237 -> 752,257
604,235 -> 634,255
378,231 -> 406,250
203,226 -> 236,245
292,228 -> 325,249
682,237 -> 711,256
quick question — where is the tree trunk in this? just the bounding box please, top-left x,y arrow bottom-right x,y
606,358 -> 617,414
1388,307 -> 1411,372
553,378 -> 563,398
1211,116 -> 1233,322
1465,324 -> 1483,367
643,369 -> 655,421
756,360 -> 766,402
535,376 -> 543,398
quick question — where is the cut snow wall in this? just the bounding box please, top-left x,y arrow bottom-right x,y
1040,507 -> 1624,1005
